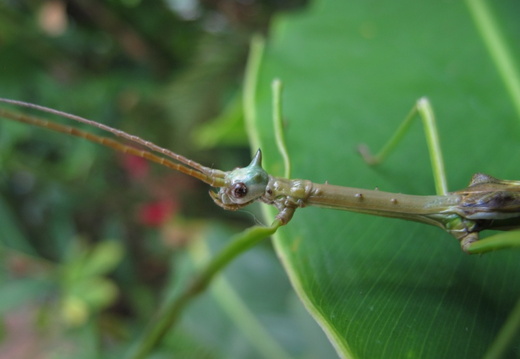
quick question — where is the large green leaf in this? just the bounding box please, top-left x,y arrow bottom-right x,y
250,1 -> 520,358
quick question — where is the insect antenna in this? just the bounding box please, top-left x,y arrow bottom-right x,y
0,98 -> 226,187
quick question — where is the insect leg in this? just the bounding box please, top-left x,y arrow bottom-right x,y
358,97 -> 448,195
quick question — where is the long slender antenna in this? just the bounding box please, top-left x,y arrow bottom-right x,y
0,99 -> 227,187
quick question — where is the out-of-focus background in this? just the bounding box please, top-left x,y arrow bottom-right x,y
0,1 -> 340,359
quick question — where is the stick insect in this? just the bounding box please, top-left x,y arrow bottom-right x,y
2,90 -> 520,359
0,96 -> 519,255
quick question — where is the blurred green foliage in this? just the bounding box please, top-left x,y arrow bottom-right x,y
0,1 -> 335,358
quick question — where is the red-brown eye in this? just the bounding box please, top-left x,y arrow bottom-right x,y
232,182 -> 248,198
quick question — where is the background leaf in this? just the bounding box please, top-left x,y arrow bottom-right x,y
251,1 -> 520,358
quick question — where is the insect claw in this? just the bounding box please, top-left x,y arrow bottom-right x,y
460,232 -> 479,254
357,144 -> 379,165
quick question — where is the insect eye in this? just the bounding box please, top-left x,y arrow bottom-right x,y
232,182 -> 248,198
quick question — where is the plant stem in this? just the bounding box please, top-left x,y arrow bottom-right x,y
126,221 -> 282,359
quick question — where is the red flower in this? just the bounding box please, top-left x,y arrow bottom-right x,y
137,200 -> 176,227
121,154 -> 149,180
